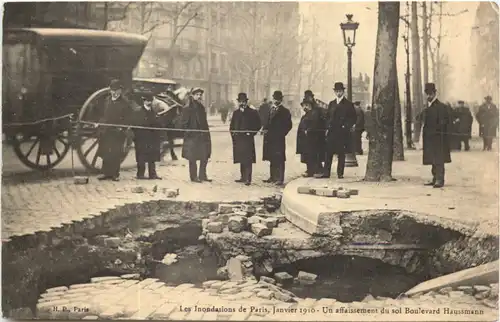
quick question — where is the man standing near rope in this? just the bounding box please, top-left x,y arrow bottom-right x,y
180,88 -> 212,183
97,79 -> 138,181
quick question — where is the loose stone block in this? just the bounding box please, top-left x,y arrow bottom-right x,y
438,286 -> 453,295
247,215 -> 264,225
220,288 -> 240,295
228,216 -> 247,233
473,285 -> 491,293
274,272 -> 294,283
275,215 -> 287,223
336,190 -> 350,198
217,214 -> 230,225
241,204 -> 256,214
74,176 -> 89,184
257,290 -> 274,299
313,187 -> 337,197
297,271 -> 317,282
131,186 -> 145,193
208,215 -> 218,222
218,204 -> 235,214
104,237 -> 121,248
201,219 -> 210,230
297,186 -> 312,194
227,257 -> 245,281
46,286 -> 68,293
457,286 -> 474,295
261,217 -> 278,228
348,189 -> 359,196
165,189 -> 178,198
202,280 -> 218,288
489,283 -> 499,298
91,276 -> 121,283
251,223 -> 272,237
260,276 -> 276,284
256,207 -> 266,214
210,281 -> 227,289
274,291 -> 293,302
207,222 -> 223,233
475,291 -> 490,300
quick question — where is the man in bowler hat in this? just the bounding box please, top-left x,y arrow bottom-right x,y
180,88 -> 212,183
422,83 -> 451,188
262,90 -> 293,186
476,95 -> 499,151
319,82 -> 357,179
97,79 -> 138,181
230,93 -> 262,185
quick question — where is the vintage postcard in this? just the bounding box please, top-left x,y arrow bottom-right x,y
2,1 -> 499,321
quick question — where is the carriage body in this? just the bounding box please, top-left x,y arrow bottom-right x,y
2,28 -> 148,170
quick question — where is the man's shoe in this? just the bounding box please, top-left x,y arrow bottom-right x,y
314,173 -> 329,179
433,183 -> 444,188
200,178 -> 213,182
149,175 -> 162,180
136,175 -> 147,180
191,178 -> 202,183
337,175 -> 344,179
263,178 -> 275,183
275,181 -> 284,186
111,177 -> 120,182
302,173 -> 313,178
97,175 -> 110,181
424,181 -> 435,186
235,179 -> 244,183
244,181 -> 251,186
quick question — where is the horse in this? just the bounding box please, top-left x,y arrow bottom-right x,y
154,87 -> 191,161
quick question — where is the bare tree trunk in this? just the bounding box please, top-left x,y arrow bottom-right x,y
422,2 -> 429,84
411,2 -> 424,143
364,1 -> 400,182
393,75 -> 405,161
436,2 -> 443,94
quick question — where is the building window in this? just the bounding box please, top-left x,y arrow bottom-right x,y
211,52 -> 218,69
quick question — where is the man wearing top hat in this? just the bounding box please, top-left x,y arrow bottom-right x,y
229,93 -> 262,185
131,92 -> 163,180
319,82 -> 357,179
180,87 -> 212,183
476,95 -> 499,151
262,90 -> 293,186
422,83 -> 451,188
97,79 -> 139,181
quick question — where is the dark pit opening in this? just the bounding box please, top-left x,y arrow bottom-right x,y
272,255 -> 429,302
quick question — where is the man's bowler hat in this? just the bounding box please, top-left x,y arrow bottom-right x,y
485,95 -> 492,101
333,82 -> 345,91
272,90 -> 284,100
237,93 -> 249,102
191,87 -> 204,95
424,83 -> 437,94
109,79 -> 123,90
300,99 -> 313,107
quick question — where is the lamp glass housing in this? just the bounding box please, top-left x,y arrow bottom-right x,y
340,14 -> 359,47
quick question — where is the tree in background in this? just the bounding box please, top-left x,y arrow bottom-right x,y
365,1 -> 400,182
393,73 -> 405,161
410,2 -> 424,144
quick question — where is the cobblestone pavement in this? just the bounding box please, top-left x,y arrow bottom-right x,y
2,114 -> 498,239
35,276 -> 498,321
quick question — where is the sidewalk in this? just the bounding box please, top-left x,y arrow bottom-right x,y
2,132 -> 498,239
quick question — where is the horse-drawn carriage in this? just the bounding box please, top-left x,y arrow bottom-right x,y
2,28 -> 186,172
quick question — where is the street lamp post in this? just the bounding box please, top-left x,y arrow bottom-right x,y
340,14 -> 359,167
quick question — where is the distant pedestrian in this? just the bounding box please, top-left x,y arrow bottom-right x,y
229,93 -> 262,186
296,98 -> 325,177
258,98 -> 271,134
219,102 -> 230,124
422,83 -> 451,188
319,82 -> 357,179
262,90 -> 293,186
454,100 -> 473,151
180,88 -> 212,183
353,101 -> 365,155
476,95 -> 499,151
132,92 -> 162,180
97,79 -> 138,181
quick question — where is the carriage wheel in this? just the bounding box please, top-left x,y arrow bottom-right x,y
75,88 -> 133,173
11,131 -> 70,171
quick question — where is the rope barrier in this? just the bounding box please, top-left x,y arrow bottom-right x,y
2,114 -> 74,127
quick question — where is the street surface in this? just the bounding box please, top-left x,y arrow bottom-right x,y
2,114 -> 498,239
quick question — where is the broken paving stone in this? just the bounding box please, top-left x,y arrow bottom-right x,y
227,257 -> 244,281
438,287 -> 453,295
201,219 -> 210,230
207,222 -> 224,233
73,176 -> 89,185
202,280 -> 218,288
241,205 -> 256,214
120,274 -> 139,280
209,211 -> 218,216
218,204 -> 235,214
297,271 -> 317,282
457,286 -> 474,295
348,189 -> 359,196
260,276 -> 276,285
217,267 -> 229,280
274,272 -> 294,283
274,291 -> 293,302
164,189 -> 178,197
256,207 -> 266,214
235,255 -> 251,262
228,216 -> 247,233
217,214 -> 230,225
314,187 -> 337,197
104,237 -> 121,248
219,288 -> 240,295
256,290 -> 274,300
198,235 -> 206,242
131,186 -> 145,193
336,190 -> 350,198
475,291 -> 490,300
489,283 -> 499,298
473,285 -> 491,293
208,215 -> 218,222
261,217 -> 278,228
251,223 -> 272,237
297,186 -> 312,194
248,215 -> 265,225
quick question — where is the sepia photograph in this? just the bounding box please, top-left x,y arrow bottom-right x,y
1,1 -> 499,321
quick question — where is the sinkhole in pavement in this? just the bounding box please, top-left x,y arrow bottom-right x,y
3,199 -> 498,318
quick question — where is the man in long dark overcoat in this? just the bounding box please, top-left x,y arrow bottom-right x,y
229,93 -> 262,185
353,101 -> 365,155
476,95 -> 499,151
454,100 -> 473,151
262,90 -> 293,186
319,82 -> 357,179
296,98 -> 325,177
258,98 -> 271,133
422,83 -> 451,188
180,88 -> 212,183
97,79 -> 138,181
132,92 -> 163,180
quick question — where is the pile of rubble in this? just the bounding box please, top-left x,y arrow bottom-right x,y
200,201 -> 287,239
128,186 -> 179,197
297,185 -> 358,198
